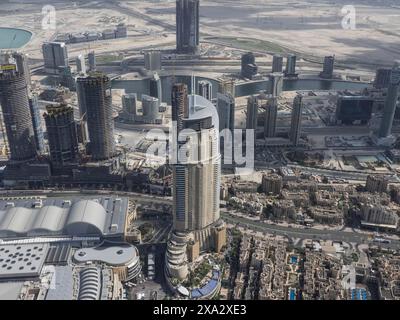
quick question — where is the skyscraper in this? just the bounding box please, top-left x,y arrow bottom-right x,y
172,94 -> 221,241
122,93 -> 137,116
272,55 -> 283,73
241,52 -> 258,79
75,54 -> 86,74
217,93 -> 235,133
198,80 -> 212,101
171,83 -> 189,133
320,55 -> 335,79
218,78 -> 235,97
246,95 -> 258,130
76,78 -> 87,120
176,0 -> 200,54
59,66 -> 75,90
0,52 -> 31,88
378,61 -> 400,138
217,93 -> 235,166
42,42 -> 69,74
29,94 -> 45,154
144,50 -> 162,71
166,92 -> 224,281
141,94 -> 160,123
0,71 -> 37,161
77,73 -> 115,160
264,96 -> 278,138
289,94 -> 303,146
44,104 -> 79,167
269,72 -> 284,96
149,73 -> 162,103
88,51 -> 96,72
374,68 -> 391,89
12,52 -> 31,88
285,55 -> 297,77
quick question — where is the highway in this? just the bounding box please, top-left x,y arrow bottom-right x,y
303,126 -> 400,135
221,212 -> 400,249
302,126 -> 371,135
286,164 -> 400,183
1,189 -> 398,249
0,189 -> 173,205
253,163 -> 399,183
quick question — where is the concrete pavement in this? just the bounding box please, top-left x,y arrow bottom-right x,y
221,212 -> 400,250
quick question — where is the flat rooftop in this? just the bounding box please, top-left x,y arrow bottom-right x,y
74,243 -> 139,266
0,243 -> 49,280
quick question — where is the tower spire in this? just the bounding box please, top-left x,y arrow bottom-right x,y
191,72 -> 195,95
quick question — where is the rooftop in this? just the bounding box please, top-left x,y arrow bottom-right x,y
0,243 -> 48,280
73,242 -> 139,267
0,197 -> 128,239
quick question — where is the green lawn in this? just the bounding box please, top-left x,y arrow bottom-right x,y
207,36 -> 290,54
96,54 -> 123,64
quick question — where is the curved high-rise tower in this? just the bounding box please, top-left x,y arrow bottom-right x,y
378,61 -> 400,138
0,72 -> 36,161
166,91 -> 225,281
77,73 -> 115,161
44,104 -> 79,167
173,103 -> 221,235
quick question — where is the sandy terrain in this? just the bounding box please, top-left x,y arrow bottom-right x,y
125,0 -> 400,67
0,0 -> 398,68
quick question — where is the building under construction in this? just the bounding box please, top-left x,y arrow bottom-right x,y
0,71 -> 37,161
76,73 -> 115,161
44,104 -> 79,167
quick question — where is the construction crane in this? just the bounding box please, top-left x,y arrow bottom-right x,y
0,110 -> 9,159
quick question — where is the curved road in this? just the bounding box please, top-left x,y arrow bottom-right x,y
221,212 -> 400,250
1,189 -> 398,249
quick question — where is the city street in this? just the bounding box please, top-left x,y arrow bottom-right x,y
221,212 -> 400,250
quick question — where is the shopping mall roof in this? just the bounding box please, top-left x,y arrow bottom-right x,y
0,243 -> 49,280
0,197 -> 128,239
73,242 -> 139,267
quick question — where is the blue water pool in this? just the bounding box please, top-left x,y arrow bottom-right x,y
350,288 -> 367,300
289,289 -> 296,300
0,27 -> 32,49
290,256 -> 298,264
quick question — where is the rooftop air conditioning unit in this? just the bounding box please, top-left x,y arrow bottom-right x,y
63,200 -> 72,206
33,200 -> 43,208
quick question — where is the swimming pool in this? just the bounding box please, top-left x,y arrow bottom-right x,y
350,288 -> 367,300
289,288 -> 296,300
0,27 -> 32,49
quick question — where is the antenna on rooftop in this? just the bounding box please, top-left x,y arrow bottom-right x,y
191,72 -> 195,95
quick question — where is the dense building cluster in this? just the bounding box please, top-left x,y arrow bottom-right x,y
1,0 -> 400,302
224,171 -> 400,231
228,233 -> 362,300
